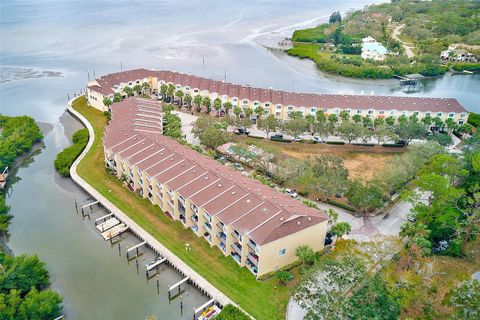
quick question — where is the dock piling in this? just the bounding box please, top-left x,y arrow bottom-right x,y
157,279 -> 160,294
136,259 -> 139,274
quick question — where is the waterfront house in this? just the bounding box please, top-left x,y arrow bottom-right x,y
361,36 -> 388,61
103,98 -> 329,278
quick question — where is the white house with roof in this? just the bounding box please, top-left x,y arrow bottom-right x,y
361,36 -> 388,61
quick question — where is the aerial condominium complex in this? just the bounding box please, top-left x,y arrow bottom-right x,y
103,98 -> 329,277
87,69 -> 469,124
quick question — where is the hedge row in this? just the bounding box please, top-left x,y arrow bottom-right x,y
270,137 -> 292,143
382,143 -> 405,148
327,199 -> 356,212
54,129 -> 89,177
352,143 -> 375,147
326,141 -> 345,145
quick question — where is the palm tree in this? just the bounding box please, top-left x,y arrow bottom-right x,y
160,84 -> 168,100
421,115 -> 432,129
245,108 -> 253,119
233,106 -> 242,118
133,84 -> 142,96
254,106 -> 264,119
193,95 -> 203,113
433,116 -> 444,130
142,82 -> 151,95
339,110 -> 350,122
103,97 -> 113,110
328,114 -> 338,124
213,98 -> 222,116
373,117 -> 384,128
445,118 -> 457,133
385,116 -> 395,126
223,102 -> 233,115
316,110 -> 326,123
184,95 -> 193,110
352,114 -> 362,124
202,97 -> 211,114
166,84 -> 175,101
175,90 -> 184,107
123,86 -> 134,97
113,92 -> 122,103
362,116 -> 373,128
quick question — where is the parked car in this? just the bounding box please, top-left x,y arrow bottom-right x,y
324,237 -> 333,246
292,137 -> 302,142
284,188 -> 298,198
396,140 -> 407,146
270,133 -> 283,140
237,126 -> 250,135
215,155 -> 226,164
233,163 -> 244,171
407,213 -> 417,222
312,136 -> 321,143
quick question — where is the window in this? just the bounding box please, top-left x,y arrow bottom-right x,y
460,113 -> 466,118
176,85 -> 181,89
390,111 -> 395,115
458,120 -> 464,125
379,110 -> 384,115
310,107 -> 317,113
253,101 -> 259,106
136,80 -> 140,84
425,112 -> 431,117
279,248 -> 286,256
193,89 -> 199,93
368,110 -> 374,115
288,106 -> 293,111
345,109 -> 351,113
448,113 -> 454,118
276,105 -> 282,110
129,82 -> 132,86
437,112 -> 442,117
242,100 -> 248,105
265,103 -> 271,107
323,108 -> 328,113
276,112 -> 281,116
334,108 -> 340,114
413,111 -> 419,116
357,110 -> 362,114
185,86 -> 190,91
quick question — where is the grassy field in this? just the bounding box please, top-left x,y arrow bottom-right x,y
72,96 -> 296,320
236,136 -> 406,181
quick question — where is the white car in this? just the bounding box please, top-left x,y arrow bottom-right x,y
285,188 -> 298,198
312,136 -> 321,143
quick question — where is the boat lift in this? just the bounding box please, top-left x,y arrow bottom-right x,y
146,257 -> 167,280
126,241 -> 147,261
168,276 -> 189,301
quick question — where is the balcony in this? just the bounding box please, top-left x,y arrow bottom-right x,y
231,231 -> 242,242
231,252 -> 241,265
155,191 -> 163,200
179,213 -> 186,224
191,225 -> 198,234
216,222 -> 225,231
203,221 -> 212,232
167,199 -> 174,209
191,214 -> 198,224
203,213 -> 211,223
216,232 -> 226,242
231,242 -> 242,255
190,204 -> 198,214
178,203 -> 186,215
203,231 -> 212,243
218,242 -> 226,253
246,259 -> 258,275
247,240 -> 259,253
247,252 -> 259,266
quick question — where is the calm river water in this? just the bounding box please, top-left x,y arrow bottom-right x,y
0,0 -> 479,319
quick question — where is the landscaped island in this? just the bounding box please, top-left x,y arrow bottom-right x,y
288,0 -> 480,78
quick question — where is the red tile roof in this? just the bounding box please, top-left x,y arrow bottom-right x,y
90,69 -> 468,113
104,98 -> 328,245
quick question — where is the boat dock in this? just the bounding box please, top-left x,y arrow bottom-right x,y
67,98 -> 254,319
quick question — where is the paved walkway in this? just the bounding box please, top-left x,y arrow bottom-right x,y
67,98 -> 253,318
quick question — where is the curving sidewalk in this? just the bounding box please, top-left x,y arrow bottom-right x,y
67,96 -> 253,318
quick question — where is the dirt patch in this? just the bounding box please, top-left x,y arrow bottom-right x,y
240,137 -> 405,181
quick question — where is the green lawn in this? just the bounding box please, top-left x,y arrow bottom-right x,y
72,96 -> 295,319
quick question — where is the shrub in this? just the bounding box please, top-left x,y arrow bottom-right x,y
214,304 -> 250,320
468,112 -> 480,128
302,199 -> 318,209
326,141 -> 346,145
54,129 -> 89,177
276,270 -> 294,286
326,199 -> 356,212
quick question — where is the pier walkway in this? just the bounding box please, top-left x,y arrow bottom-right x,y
67,97 -> 249,316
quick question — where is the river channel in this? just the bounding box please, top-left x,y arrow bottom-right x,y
0,0 -> 479,319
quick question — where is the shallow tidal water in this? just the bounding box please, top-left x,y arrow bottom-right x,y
0,0 -> 479,319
